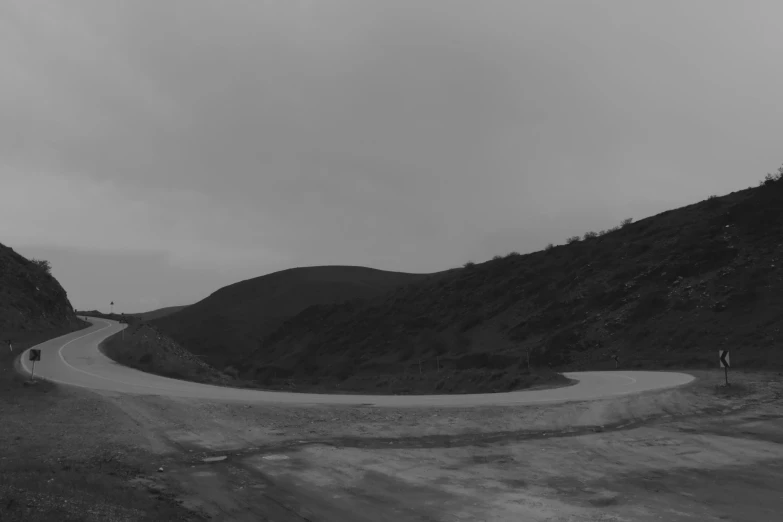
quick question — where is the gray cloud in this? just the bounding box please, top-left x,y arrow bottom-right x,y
2,0 -> 782,311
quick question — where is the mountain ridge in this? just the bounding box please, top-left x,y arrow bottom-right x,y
239,175 -> 783,391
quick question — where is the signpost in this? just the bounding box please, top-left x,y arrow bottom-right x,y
29,349 -> 41,381
719,349 -> 730,386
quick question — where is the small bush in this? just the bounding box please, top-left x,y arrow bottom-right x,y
506,251 -> 521,257
223,365 -> 239,378
583,231 -> 598,240
459,313 -> 484,332
707,195 -> 718,200
621,218 -> 634,227
398,344 -> 416,361
597,230 -> 607,236
566,236 -> 580,244
453,333 -> 472,352
422,331 -> 449,355
630,290 -> 668,320
332,360 -> 355,381
761,165 -> 782,184
463,261 -> 476,269
545,243 -> 555,251
30,258 -> 51,274
492,255 -> 502,261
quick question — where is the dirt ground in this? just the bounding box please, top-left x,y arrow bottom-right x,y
4,345 -> 782,521
53,368 -> 777,522
0,374 -> 199,521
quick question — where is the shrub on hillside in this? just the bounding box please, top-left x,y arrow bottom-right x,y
463,261 -> 476,269
459,312 -> 484,332
331,360 -> 356,381
421,331 -> 448,355
629,290 -> 669,320
506,251 -> 521,257
583,231 -> 598,240
762,166 -> 783,184
397,344 -> 416,361
453,333 -> 472,352
30,258 -> 51,274
566,236 -> 580,244
621,218 -> 634,227
545,243 -> 554,251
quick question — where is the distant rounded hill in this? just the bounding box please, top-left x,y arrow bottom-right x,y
128,306 -> 189,322
150,266 -> 435,369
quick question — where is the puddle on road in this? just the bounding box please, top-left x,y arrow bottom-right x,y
203,456 -> 228,463
262,454 -> 290,461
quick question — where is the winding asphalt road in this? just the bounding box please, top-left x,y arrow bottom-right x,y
18,318 -> 694,407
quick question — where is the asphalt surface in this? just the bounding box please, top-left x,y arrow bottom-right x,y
19,318 -> 695,407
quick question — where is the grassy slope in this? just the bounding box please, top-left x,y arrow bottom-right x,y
150,265 -> 433,369
246,178 -> 783,390
100,323 -> 230,385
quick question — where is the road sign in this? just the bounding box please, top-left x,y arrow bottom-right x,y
719,350 -> 730,386
28,349 -> 41,381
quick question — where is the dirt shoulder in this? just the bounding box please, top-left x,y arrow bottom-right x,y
96,369 -> 783,521
1,327 -> 202,522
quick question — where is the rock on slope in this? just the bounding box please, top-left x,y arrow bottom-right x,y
249,175 -> 783,385
151,266 -> 434,369
0,242 -> 80,332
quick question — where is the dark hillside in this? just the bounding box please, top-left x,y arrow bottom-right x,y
0,242 -> 81,333
247,173 -> 783,390
151,266 -> 433,369
1,240 -> 86,391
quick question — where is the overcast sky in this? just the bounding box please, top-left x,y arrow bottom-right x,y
2,0 -> 782,313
